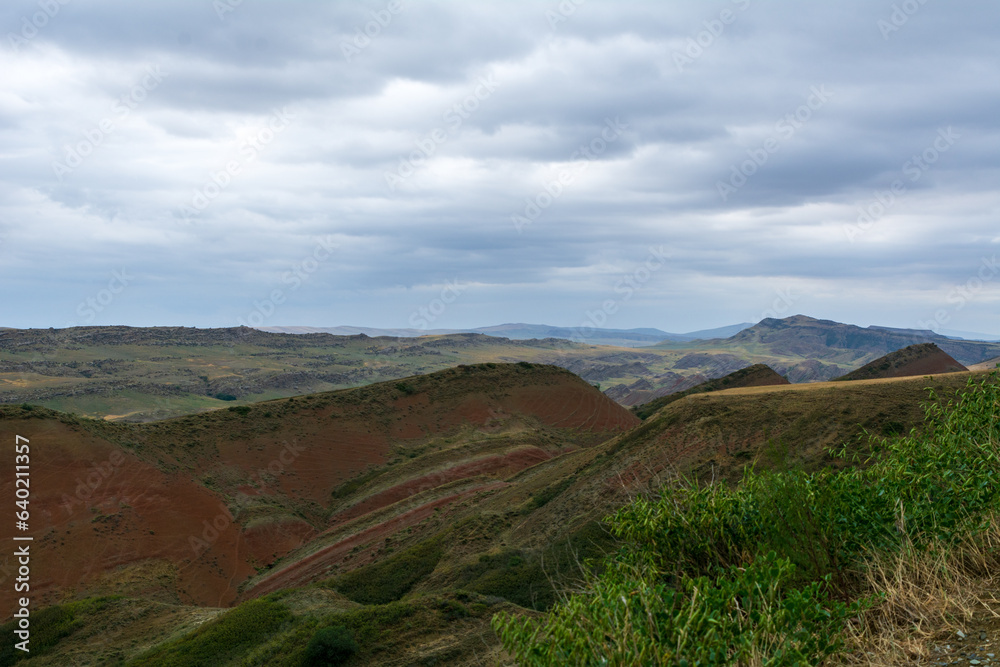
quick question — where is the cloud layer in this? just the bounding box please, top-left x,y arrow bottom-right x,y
2,0 -> 998,335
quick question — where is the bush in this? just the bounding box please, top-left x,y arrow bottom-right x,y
0,598 -> 112,665
128,597 -> 291,666
494,553 -> 862,666
326,538 -> 442,605
301,626 -> 357,666
495,373 -> 1000,664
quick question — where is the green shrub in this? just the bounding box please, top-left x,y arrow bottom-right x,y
228,405 -> 251,415
127,597 -> 291,666
301,625 -> 357,666
526,477 -> 573,510
0,598 -> 117,666
495,373 -> 1000,664
326,538 -> 442,605
495,553 -> 862,666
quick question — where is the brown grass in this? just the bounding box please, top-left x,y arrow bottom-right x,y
836,514 -> 1000,665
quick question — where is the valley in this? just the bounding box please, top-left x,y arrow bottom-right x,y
3,316 -> 998,422
2,352 -> 992,664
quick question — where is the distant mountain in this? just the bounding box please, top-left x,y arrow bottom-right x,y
259,323 -> 755,348
464,323 -> 682,346
832,343 -> 967,381
679,323 -> 755,339
714,315 -> 1000,367
259,325 -> 455,337
936,328 -> 1000,342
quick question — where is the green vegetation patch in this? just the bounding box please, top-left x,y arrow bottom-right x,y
329,465 -> 386,501
324,537 -> 444,605
301,625 -> 358,665
127,597 -> 291,666
0,597 -> 116,665
455,521 -> 616,611
239,594 -> 491,666
497,373 -> 1000,664
525,476 -> 574,510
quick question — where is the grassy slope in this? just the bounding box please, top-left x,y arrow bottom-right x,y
495,371 -> 1000,665
631,363 -> 789,419
1,365 -> 991,665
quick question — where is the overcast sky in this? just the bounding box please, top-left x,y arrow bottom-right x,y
1,0 -> 998,335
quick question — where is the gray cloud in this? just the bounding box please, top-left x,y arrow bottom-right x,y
1,0 -> 999,335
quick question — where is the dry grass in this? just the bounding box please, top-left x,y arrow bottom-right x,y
837,514 -> 1000,665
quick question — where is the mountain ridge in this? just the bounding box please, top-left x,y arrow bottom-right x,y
258,322 -> 756,347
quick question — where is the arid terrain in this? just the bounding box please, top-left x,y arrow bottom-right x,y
2,316 -> 998,423
1,327 -> 993,664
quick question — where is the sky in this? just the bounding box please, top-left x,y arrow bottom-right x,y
1,0 -> 998,335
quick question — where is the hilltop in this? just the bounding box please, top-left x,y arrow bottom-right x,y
717,315 -> 998,366
832,342 -> 967,381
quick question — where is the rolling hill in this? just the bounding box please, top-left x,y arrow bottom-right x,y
832,342 -> 967,381
2,359 -> 993,665
631,364 -> 790,419
710,315 -> 1000,366
3,317 -> 999,424
0,363 -> 636,611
